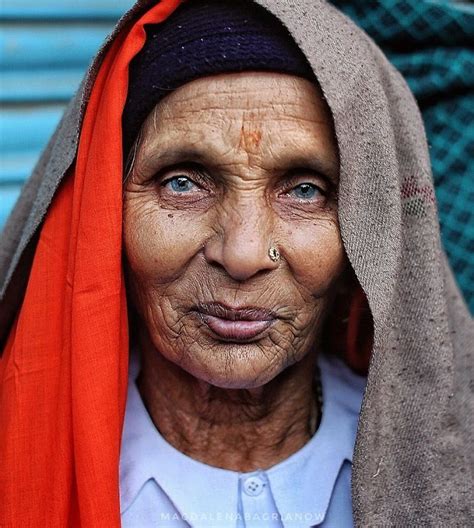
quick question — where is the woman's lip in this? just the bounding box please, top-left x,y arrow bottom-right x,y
199,313 -> 274,341
195,301 -> 277,321
194,302 -> 277,341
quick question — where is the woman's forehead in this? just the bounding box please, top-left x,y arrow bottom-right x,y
138,72 -> 338,178
156,71 -> 325,108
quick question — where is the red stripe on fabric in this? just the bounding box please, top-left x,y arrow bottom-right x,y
0,2 -> 183,526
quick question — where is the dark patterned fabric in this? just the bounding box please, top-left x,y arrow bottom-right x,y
331,0 -> 474,312
123,0 -> 316,156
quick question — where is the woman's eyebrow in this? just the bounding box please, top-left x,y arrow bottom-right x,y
144,146 -> 339,182
144,147 -> 212,168
281,156 -> 339,183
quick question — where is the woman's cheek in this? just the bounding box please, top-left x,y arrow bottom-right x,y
124,200 -> 206,283
281,220 -> 345,295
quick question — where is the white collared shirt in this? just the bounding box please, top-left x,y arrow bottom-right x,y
120,351 -> 366,527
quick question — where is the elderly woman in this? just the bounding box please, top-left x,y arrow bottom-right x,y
0,1 -> 472,527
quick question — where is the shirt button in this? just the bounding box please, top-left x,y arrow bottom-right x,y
243,475 -> 265,496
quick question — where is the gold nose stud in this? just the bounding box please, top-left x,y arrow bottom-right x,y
268,246 -> 280,262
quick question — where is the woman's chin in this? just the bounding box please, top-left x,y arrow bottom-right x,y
183,346 -> 285,390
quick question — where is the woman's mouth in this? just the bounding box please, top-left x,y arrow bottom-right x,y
194,302 -> 277,341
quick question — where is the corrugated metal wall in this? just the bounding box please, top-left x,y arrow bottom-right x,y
0,0 -> 133,227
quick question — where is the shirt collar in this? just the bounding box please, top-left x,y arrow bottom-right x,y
264,353 -> 366,527
119,349 -> 239,519
119,350 -> 366,527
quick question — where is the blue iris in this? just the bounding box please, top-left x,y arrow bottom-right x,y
168,176 -> 195,192
292,183 -> 320,199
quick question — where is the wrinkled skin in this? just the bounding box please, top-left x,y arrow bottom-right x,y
123,72 -> 346,471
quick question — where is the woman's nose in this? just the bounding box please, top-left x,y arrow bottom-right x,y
203,202 -> 279,281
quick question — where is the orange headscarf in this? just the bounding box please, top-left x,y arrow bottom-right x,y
0,2 -> 181,526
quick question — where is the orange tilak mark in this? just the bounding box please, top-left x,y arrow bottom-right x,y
239,123 -> 263,151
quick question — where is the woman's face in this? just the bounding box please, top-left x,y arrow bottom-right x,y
124,72 -> 345,389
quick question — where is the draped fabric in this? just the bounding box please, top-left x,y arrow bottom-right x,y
0,2 -> 182,525
331,0 -> 474,312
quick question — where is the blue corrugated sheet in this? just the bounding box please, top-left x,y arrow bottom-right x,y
0,0 -> 133,228
1,1 -> 133,19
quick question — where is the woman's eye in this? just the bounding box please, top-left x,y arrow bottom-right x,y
289,182 -> 322,200
163,176 -> 198,193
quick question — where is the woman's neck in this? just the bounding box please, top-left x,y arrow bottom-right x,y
136,332 -> 320,473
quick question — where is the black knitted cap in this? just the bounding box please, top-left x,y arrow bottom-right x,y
122,0 -> 316,156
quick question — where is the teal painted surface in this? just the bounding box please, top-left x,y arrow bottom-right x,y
1,1 -> 134,19
0,1 -> 134,231
0,152 -> 39,185
0,105 -> 64,153
0,186 -> 21,228
0,24 -> 117,69
1,70 -> 85,102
